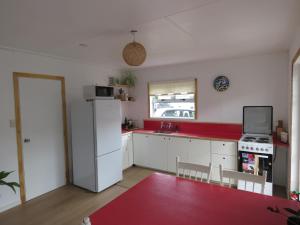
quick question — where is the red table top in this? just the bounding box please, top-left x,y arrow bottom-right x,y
90,173 -> 298,225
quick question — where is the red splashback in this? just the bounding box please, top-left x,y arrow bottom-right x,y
144,120 -> 242,135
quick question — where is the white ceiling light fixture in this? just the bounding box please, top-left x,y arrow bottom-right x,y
122,30 -> 147,66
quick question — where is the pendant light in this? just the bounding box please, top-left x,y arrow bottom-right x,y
122,30 -> 147,66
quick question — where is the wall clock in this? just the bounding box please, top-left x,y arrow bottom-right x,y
213,75 -> 230,92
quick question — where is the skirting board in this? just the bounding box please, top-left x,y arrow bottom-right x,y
0,200 -> 20,213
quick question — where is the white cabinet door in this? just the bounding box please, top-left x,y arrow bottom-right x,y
133,133 -> 150,167
211,140 -> 237,182
211,154 -> 237,182
127,133 -> 134,168
211,141 -> 237,156
188,139 -> 211,166
121,134 -> 129,170
167,137 -> 189,173
147,135 -> 168,171
212,154 -> 236,170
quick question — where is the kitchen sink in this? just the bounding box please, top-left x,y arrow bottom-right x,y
153,130 -> 175,134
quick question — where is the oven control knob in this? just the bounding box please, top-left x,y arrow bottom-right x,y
250,147 -> 253,150
265,149 -> 269,152
246,147 -> 249,150
256,148 -> 259,151
242,146 -> 245,149
261,148 -> 264,151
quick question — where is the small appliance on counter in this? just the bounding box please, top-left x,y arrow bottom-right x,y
238,106 -> 274,195
122,117 -> 137,130
83,85 -> 114,100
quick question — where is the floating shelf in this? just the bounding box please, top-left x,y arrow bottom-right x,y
119,99 -> 135,102
110,84 -> 129,88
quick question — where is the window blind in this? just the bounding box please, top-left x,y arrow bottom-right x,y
149,79 -> 196,95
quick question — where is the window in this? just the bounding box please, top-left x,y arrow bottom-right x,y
148,79 -> 197,120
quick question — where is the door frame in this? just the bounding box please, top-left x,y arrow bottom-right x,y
13,72 -> 69,203
288,48 -> 300,195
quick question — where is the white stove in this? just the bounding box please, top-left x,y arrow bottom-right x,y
238,134 -> 274,155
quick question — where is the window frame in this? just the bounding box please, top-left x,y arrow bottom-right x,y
147,79 -> 198,121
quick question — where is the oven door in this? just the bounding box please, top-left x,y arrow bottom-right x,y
238,151 -> 272,182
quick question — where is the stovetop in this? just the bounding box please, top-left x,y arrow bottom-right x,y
240,134 -> 273,144
238,134 -> 274,154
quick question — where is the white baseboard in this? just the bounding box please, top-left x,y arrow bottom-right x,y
0,201 -> 20,213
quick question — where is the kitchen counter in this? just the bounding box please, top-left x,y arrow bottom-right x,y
123,129 -> 289,148
133,129 -> 242,142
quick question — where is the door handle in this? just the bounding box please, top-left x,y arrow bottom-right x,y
24,138 -> 30,143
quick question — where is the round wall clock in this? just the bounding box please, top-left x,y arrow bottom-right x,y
213,75 -> 230,92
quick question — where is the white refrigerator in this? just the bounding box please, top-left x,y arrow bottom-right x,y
71,99 -> 122,192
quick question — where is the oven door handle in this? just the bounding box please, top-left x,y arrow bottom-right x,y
257,155 -> 269,159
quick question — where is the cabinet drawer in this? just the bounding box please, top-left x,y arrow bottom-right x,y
211,154 -> 236,170
211,141 -> 237,156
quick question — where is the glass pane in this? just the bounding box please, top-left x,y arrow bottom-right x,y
149,94 -> 195,119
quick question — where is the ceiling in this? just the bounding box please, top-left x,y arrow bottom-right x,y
0,0 -> 299,68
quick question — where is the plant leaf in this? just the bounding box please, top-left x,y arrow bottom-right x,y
0,171 -> 13,180
0,180 -> 20,193
0,171 -> 19,193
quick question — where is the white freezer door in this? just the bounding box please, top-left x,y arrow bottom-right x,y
94,100 -> 122,156
96,150 -> 122,192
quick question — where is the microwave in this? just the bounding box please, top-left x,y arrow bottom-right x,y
83,85 -> 114,100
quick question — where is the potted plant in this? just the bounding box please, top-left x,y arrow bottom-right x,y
0,171 -> 20,193
120,70 -> 136,88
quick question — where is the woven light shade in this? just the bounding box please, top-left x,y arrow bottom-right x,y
122,41 -> 147,66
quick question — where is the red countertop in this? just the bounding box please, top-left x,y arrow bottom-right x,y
133,129 -> 242,142
122,120 -> 289,148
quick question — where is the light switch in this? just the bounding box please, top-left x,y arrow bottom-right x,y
9,119 -> 16,128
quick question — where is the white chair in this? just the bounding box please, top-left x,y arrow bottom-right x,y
82,217 -> 91,225
176,156 -> 212,183
219,164 -> 267,194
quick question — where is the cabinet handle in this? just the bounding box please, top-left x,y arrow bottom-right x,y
222,157 -> 226,160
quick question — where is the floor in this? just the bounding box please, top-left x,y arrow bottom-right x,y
0,166 -> 287,225
0,167 -> 154,225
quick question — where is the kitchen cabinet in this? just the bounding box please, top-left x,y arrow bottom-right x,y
132,133 -> 149,167
273,146 -> 288,187
132,133 -> 237,183
167,137 -> 211,174
211,141 -> 237,156
133,134 -> 211,173
122,133 -> 133,170
148,135 -> 168,170
211,140 -> 237,182
188,139 -> 211,165
167,137 -> 189,173
132,133 -> 167,171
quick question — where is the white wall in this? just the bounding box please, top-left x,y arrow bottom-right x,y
0,48 -> 120,212
130,53 -> 289,128
290,27 -> 300,62
290,63 -> 300,192
289,26 -> 300,192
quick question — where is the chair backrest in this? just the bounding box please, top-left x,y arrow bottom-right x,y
219,165 -> 267,194
176,156 -> 212,183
